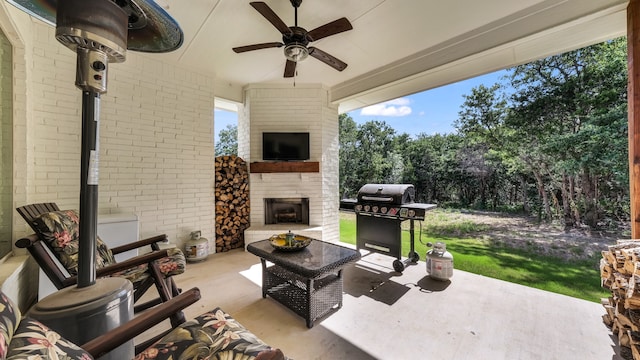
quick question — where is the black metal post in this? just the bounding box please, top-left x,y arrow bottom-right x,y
409,219 -> 415,257
78,90 -> 99,288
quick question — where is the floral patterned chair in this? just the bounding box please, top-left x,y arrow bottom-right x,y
15,203 -> 187,328
0,288 -> 287,360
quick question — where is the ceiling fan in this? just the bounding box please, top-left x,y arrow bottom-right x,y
233,0 -> 353,78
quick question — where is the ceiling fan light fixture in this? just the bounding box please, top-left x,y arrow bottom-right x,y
284,43 -> 308,62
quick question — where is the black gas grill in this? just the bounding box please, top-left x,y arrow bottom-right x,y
345,184 -> 436,272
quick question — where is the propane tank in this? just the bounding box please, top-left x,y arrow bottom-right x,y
426,242 -> 454,281
185,231 -> 209,263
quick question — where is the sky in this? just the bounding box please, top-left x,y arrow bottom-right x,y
213,69 -> 508,142
346,69 -> 507,137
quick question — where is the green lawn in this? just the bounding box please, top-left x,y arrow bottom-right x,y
339,212 -> 608,302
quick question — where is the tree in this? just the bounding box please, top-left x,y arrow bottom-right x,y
506,37 -> 628,225
339,114 -> 361,197
215,124 -> 238,156
354,121 -> 400,183
401,133 -> 463,204
455,83 -> 512,209
339,116 -> 410,197
455,84 -> 508,146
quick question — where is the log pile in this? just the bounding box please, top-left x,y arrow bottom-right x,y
214,155 -> 250,252
601,240 -> 640,359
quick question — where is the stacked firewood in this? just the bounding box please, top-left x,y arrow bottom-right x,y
214,155 -> 250,252
601,240 -> 640,359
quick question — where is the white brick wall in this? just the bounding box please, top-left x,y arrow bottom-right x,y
9,10 -> 41,245
12,21 -> 216,252
321,97 -> 340,242
0,27 -> 12,256
237,103 -> 250,160
2,8 -> 339,306
241,84 -> 339,243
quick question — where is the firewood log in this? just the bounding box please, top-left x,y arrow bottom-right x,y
214,155 -> 250,252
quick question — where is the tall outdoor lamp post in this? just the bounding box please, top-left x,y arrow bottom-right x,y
4,0 -> 183,358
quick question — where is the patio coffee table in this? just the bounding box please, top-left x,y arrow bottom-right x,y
247,238 -> 361,328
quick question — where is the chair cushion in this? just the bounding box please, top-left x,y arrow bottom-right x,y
156,248 -> 186,277
33,210 -> 116,275
6,317 -> 93,360
111,264 -> 151,286
135,307 -> 286,360
111,248 -> 186,286
0,293 -> 21,359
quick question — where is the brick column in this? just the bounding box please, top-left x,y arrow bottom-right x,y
629,0 -> 640,238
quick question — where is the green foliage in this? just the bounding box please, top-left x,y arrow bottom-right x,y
339,36 -> 629,227
504,37 -> 628,226
214,124 -> 238,156
338,115 -> 413,197
401,133 -> 464,203
455,83 -> 508,145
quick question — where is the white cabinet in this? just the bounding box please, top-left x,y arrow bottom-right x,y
97,214 -> 140,262
38,214 -> 139,300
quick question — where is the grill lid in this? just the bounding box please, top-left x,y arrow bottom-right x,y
357,184 -> 415,205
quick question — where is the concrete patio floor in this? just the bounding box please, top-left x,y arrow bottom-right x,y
153,246 -> 621,360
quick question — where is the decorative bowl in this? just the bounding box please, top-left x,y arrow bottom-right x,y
269,232 -> 312,251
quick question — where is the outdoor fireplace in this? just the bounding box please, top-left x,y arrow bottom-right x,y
264,198 -> 309,225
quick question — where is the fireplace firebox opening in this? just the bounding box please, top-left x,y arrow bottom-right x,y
264,198 -> 309,225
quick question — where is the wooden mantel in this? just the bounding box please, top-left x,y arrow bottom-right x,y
249,161 -> 320,173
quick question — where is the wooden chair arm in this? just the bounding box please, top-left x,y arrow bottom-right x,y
109,234 -> 169,255
14,233 -> 41,248
65,250 -> 172,287
17,234 -> 172,287
95,249 -> 170,276
81,287 -> 201,358
16,234 -> 78,289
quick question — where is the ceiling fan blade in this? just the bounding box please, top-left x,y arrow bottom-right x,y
308,47 -> 347,71
284,60 -> 297,78
233,42 -> 283,53
250,2 -> 292,35
306,18 -> 353,42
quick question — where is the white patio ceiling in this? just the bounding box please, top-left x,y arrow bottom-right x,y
155,0 -> 628,112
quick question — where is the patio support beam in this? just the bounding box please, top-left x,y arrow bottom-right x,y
629,0 -> 640,238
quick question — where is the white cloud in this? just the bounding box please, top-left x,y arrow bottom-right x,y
385,98 -> 411,106
360,98 -> 412,117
